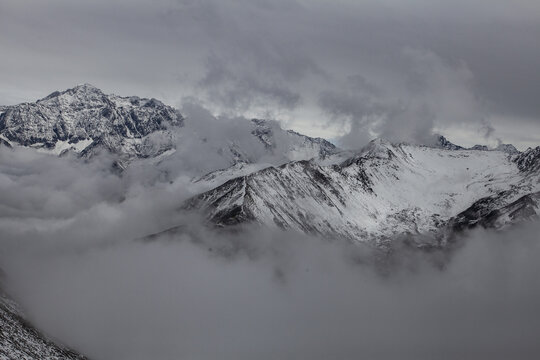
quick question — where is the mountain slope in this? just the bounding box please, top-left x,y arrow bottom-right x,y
513,146 -> 540,172
449,191 -> 540,232
186,139 -> 539,244
0,292 -> 87,360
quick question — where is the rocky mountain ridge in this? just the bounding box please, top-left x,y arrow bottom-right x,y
0,84 -> 183,161
0,85 -> 340,171
186,138 -> 540,245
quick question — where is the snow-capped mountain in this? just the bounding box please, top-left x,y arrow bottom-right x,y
0,85 -> 339,173
2,84 -> 538,245
0,84 -> 183,161
186,139 -> 540,245
0,292 -> 87,360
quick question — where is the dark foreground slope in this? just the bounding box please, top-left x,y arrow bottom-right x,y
0,292 -> 88,360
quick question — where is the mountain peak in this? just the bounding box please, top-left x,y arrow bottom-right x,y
72,83 -> 101,92
342,138 -> 396,165
435,135 -> 464,150
68,83 -> 104,96
1,84 -> 183,157
40,83 -> 104,102
495,143 -> 519,155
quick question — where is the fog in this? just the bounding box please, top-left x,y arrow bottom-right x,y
1,144 -> 540,360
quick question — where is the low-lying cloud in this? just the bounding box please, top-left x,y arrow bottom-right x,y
1,144 -> 540,360
3,221 -> 540,360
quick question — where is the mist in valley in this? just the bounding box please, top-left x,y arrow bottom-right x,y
1,142 -> 539,360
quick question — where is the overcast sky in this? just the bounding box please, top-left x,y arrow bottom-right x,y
1,0 -> 539,149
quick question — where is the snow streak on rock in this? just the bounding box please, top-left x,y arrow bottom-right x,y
188,139 -> 540,244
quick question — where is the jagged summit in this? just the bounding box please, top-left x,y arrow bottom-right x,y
71,83 -> 101,92
343,138 -> 398,164
434,135 -> 464,150
0,85 -> 183,159
514,146 -> 540,172
495,143 -> 519,154
42,83 -> 103,99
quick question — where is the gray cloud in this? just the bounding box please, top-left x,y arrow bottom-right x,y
199,54 -> 301,111
318,49 -> 483,148
1,0 -> 539,147
2,4 -> 540,357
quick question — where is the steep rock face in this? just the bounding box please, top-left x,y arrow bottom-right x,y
513,146 -> 540,172
0,84 -> 183,159
435,135 -> 464,150
0,292 -> 87,360
449,191 -> 540,232
187,139 -> 539,244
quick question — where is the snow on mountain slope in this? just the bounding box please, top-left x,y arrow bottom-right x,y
0,84 -> 183,160
513,146 -> 540,172
0,86 -> 339,175
0,292 -> 87,360
192,162 -> 274,191
186,139 -> 539,244
449,191 -> 540,233
184,119 -> 340,186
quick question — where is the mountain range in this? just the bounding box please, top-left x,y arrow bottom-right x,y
2,84 -> 539,246
187,138 -> 540,246
0,84 -> 338,172
1,84 -> 540,358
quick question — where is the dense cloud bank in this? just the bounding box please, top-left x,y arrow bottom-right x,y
1,145 -> 540,360
2,0 -> 540,148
